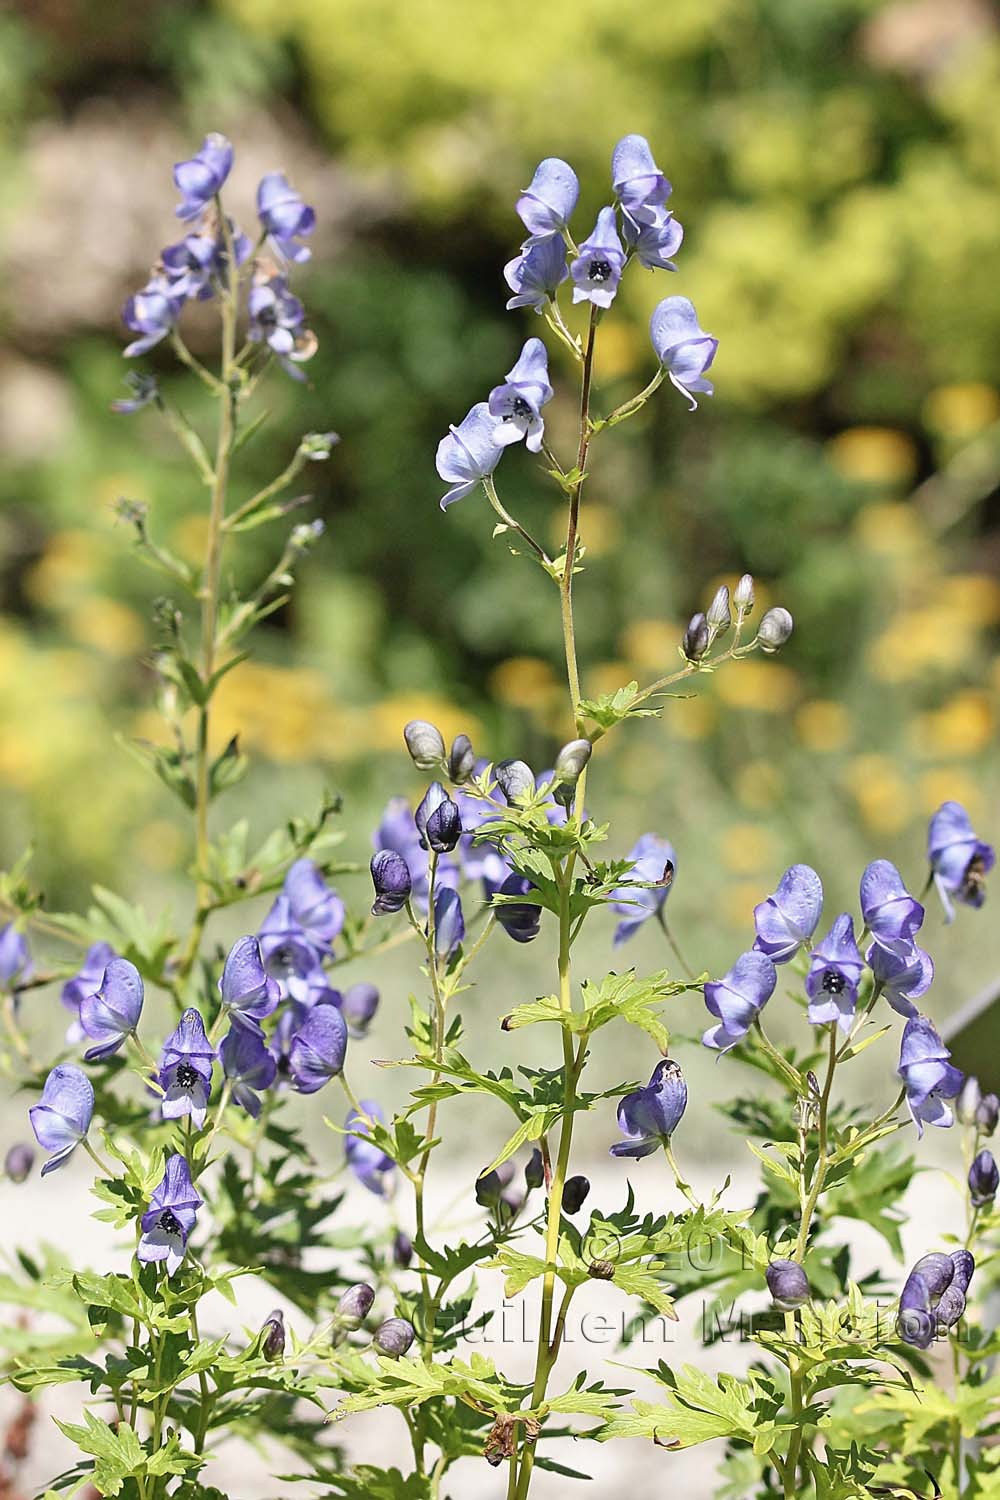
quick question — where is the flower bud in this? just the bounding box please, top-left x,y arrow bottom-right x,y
403,720 -> 445,771
299,430 -> 340,461
476,1162 -> 514,1208
977,1093 -> 999,1136
370,851 -> 412,916
261,1309 -> 285,1361
336,1282 -> 375,1331
494,873 -> 542,944
957,1075 -> 983,1126
495,759 -> 535,804
416,782 -> 462,853
553,739 -> 592,788
562,1175 -> 590,1214
498,1189 -> 523,1224
758,606 -> 794,653
525,1147 -> 544,1191
374,1317 -> 416,1358
341,983 -> 379,1039
447,734 -> 476,784
682,612 -> 709,663
4,1143 -> 34,1183
706,585 -> 731,639
733,573 -> 755,616
393,1230 -> 413,1268
969,1149 -> 999,1208
765,1259 -> 809,1311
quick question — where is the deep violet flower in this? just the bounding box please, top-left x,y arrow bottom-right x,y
370,850 -> 413,915
610,1059 -> 687,1159
804,914 -> 865,1032
158,1008 -> 215,1128
287,1002 -> 348,1094
137,1154 -> 203,1276
345,1102 -> 395,1196
220,1025 -> 277,1118
219,935 -> 280,1034
79,957 -> 144,1062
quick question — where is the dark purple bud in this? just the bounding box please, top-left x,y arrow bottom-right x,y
493,873 -> 542,944
417,783 -> 462,854
898,1270 -> 935,1349
765,1259 -> 809,1311
898,1249 -> 976,1347
525,1148 -> 544,1191
336,1282 -> 376,1330
969,1150 -> 998,1207
373,1317 -> 415,1359
404,720 -> 445,771
447,734 -> 476,784
562,1175 -> 590,1214
682,612 -> 709,662
476,1168 -> 506,1208
4,1143 -> 34,1183
495,759 -> 535,804
978,1094 -> 999,1135
341,983 -> 379,1039
371,850 -> 412,915
393,1230 -> 413,1268
957,1076 -> 982,1126
261,1309 -> 286,1361
432,887 -> 465,961
758,607 -> 794,653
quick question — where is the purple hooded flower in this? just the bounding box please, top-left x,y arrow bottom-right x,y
570,208 -> 626,309
370,850 -> 413,916
287,1002 -> 348,1094
345,1101 -> 394,1195
220,1025 -> 277,1118
610,1059 -> 687,1159
898,1250 -> 974,1348
898,1015 -> 963,1136
753,865 -> 823,965
866,941 -> 934,1019
79,957 -> 144,1061
158,1008 -> 215,1128
436,402 -> 505,510
219,935 -> 281,1034
248,275 -> 307,357
504,237 -> 569,312
415,782 -> 463,854
258,859 -> 343,998
611,134 -> 672,225
650,297 -> 719,410
61,941 -> 117,1044
804,914 -> 864,1032
256,172 -> 316,262
488,338 -> 553,453
161,223 -> 251,300
493,873 -> 542,944
516,157 -> 579,242
969,1149 -> 998,1208
340,983 -> 379,1039
432,887 -> 465,962
0,924 -> 32,990
928,802 -> 994,922
622,207 -> 684,272
611,833 -> 676,946
861,860 -> 924,957
373,796 -> 459,910
703,951 -> 778,1052
138,1154 -> 203,1276
28,1064 -> 94,1176
122,279 -> 184,357
174,133 -> 233,220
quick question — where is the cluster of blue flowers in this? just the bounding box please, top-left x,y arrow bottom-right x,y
435,135 -> 719,508
121,133 -> 317,379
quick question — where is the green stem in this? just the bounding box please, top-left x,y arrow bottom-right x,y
560,307 -> 598,732
481,474 -> 551,565
793,1024 -> 838,1262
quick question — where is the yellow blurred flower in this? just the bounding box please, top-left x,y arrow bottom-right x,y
912,691 -> 993,758
66,599 -> 145,656
548,503 -> 620,559
937,573 -> 1000,626
917,770 -> 984,819
669,692 -> 717,739
736,759 -> 783,810
841,754 -> 910,834
853,500 -> 927,555
24,529 -> 101,606
827,427 -> 918,486
714,661 -> 799,712
368,691 -> 481,755
173,514 -> 211,564
795,699 -> 851,752
490,656 -> 558,711
869,605 -> 979,682
723,880 -> 765,929
136,818 -> 187,872
923,382 -> 1000,439
620,619 -> 679,669
584,661 -> 632,701
720,823 -> 779,875
594,320 -> 642,381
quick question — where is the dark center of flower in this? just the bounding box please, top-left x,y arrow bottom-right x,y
508,396 -> 532,419
587,258 -> 612,282
821,969 -> 846,994
962,856 -> 987,898
158,1209 -> 182,1236
175,1062 -> 200,1089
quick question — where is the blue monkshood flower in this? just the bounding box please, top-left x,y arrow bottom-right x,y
979,1094 -> 1000,1135
0,924 -> 32,990
220,1025 -> 277,1118
503,236 -> 569,312
611,134 -> 672,225
281,857 -> 346,949
610,1059 -> 687,1159
258,859 -> 344,986
174,132 -> 233,220
436,402 -> 506,510
345,1101 -> 395,1196
928,801 -> 995,922
622,207 -> 684,272
340,983 -> 380,1039
158,1008 -> 215,1128
516,157 -> 579,242
370,850 -> 413,915
79,957 -> 144,1061
611,833 -> 676,947
373,797 -> 460,910
898,1015 -> 963,1136
219,935 -> 281,1034
488,338 -> 554,453
415,782 -> 463,854
969,1149 -> 999,1207
765,1260 -> 810,1311
753,865 -> 823,965
248,275 -> 307,356
649,297 -> 719,410
432,887 -> 465,961
861,860 -> 925,957
570,208 -> 626,309
805,914 -> 865,1032
161,224 -> 252,300
493,873 -> 542,944
137,1153 -> 203,1276
110,372 -> 159,415
28,1064 -> 94,1176
62,941 -> 118,1042
703,951 -> 778,1052
122,278 -> 185,357
256,172 -> 316,262
898,1250 -> 974,1348
866,941 -> 934,1019
287,1002 -> 348,1094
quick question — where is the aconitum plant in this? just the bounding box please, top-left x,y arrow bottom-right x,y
1,129 -> 998,1500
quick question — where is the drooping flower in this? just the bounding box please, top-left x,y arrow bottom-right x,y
610,1059 -> 687,1159
649,296 -> 719,409
415,782 -> 463,854
370,850 -> 413,915
969,1149 -> 999,1208
62,942 -> 118,1041
611,833 -> 676,946
431,887 -> 465,961
436,402 -> 505,510
258,860 -> 343,999
805,914 -> 865,1033
492,873 -> 542,944
570,208 -> 626,309
219,935 -> 281,1034
122,279 -> 185,357
504,237 -> 569,312
161,222 -> 252,300
898,1250 -> 974,1348
174,132 -> 233,220
79,957 -> 145,1061
28,1064 -> 94,1176
753,865 -> 823,965
515,157 -> 579,242
622,207 -> 684,272
703,951 -> 778,1052
898,1015 -> 963,1136
611,134 -> 672,225
340,983 -> 380,1039
927,801 -> 995,922
765,1260 -> 809,1311
345,1102 -> 394,1196
488,338 -> 553,453
866,941 -> 933,1019
248,275 -> 308,357
158,1008 -> 215,1128
0,924 -> 32,991
861,860 -> 924,957
287,1002 -> 348,1094
256,172 -> 316,262
137,1154 -> 203,1276
220,1025 -> 277,1118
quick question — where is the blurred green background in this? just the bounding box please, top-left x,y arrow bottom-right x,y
2,0 -> 999,1004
